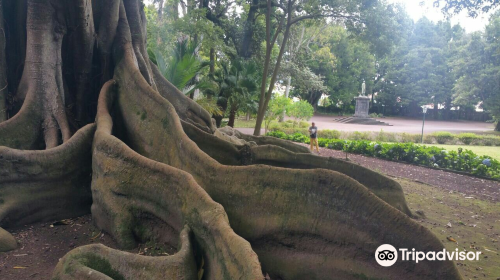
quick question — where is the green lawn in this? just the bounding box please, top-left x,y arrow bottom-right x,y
234,119 -> 256,128
418,144 -> 500,161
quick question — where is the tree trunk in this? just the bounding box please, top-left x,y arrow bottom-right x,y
254,0 -> 292,136
157,0 -> 164,21
0,1 -> 462,280
239,0 -> 259,58
279,75 -> 291,122
210,47 -> 215,74
227,104 -> 237,128
0,1 -> 6,122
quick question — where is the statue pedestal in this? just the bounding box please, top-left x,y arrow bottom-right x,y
354,96 -> 370,118
335,96 -> 391,126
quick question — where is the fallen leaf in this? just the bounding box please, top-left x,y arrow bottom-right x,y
90,231 -> 102,240
484,247 -> 497,253
52,219 -> 73,226
13,254 -> 28,257
447,237 -> 457,243
13,266 -> 28,269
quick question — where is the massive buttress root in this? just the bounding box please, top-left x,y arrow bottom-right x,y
0,124 -> 94,251
104,52 -> 461,279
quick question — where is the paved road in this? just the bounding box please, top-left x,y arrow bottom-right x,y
236,115 -> 494,135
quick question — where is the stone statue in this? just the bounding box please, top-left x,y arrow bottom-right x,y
361,80 -> 366,96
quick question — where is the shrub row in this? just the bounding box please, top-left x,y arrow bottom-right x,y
267,131 -> 500,179
267,127 -> 500,146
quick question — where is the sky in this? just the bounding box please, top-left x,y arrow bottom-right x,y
387,0 -> 496,32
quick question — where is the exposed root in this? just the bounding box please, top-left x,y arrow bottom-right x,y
123,0 -> 156,90
151,63 -> 216,133
185,123 -> 413,216
0,93 -> 42,149
219,126 -> 310,154
53,227 -> 197,280
109,53 -> 462,279
86,80 -> 262,279
0,124 -> 94,228
0,0 -> 7,122
249,145 -> 413,216
0,226 -> 17,252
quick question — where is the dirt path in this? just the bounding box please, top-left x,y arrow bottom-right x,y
0,216 -> 118,280
302,144 -> 500,202
398,178 -> 500,280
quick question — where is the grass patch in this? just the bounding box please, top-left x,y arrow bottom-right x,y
399,178 -> 500,279
234,119 -> 257,128
417,144 -> 500,161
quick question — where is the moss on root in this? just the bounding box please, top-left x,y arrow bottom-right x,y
74,254 -> 125,280
53,227 -> 198,280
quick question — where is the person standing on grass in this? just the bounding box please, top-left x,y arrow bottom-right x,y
309,122 -> 320,154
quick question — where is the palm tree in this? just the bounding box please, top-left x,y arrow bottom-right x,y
149,39 -> 208,96
149,39 -> 225,116
201,59 -> 259,127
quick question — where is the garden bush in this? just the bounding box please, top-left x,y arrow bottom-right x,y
299,121 -> 310,128
265,128 -> 500,146
349,131 -> 371,141
458,133 -> 482,145
375,129 -> 397,142
481,135 -> 500,146
269,120 -> 309,131
267,130 -> 500,179
276,128 -> 308,135
319,129 -> 341,139
423,134 -> 435,144
432,131 -> 456,144
400,133 -> 420,143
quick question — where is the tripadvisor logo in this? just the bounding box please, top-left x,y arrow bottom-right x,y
375,244 -> 481,267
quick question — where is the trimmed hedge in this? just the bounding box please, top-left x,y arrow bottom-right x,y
267,127 -> 500,146
267,131 -> 500,179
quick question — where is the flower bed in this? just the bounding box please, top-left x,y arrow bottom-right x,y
267,131 -> 500,179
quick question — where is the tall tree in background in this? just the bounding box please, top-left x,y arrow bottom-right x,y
452,11 -> 500,130
253,0 -> 397,135
436,0 -> 500,17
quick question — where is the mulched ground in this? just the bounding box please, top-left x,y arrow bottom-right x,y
301,143 -> 500,202
0,215 -> 117,280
